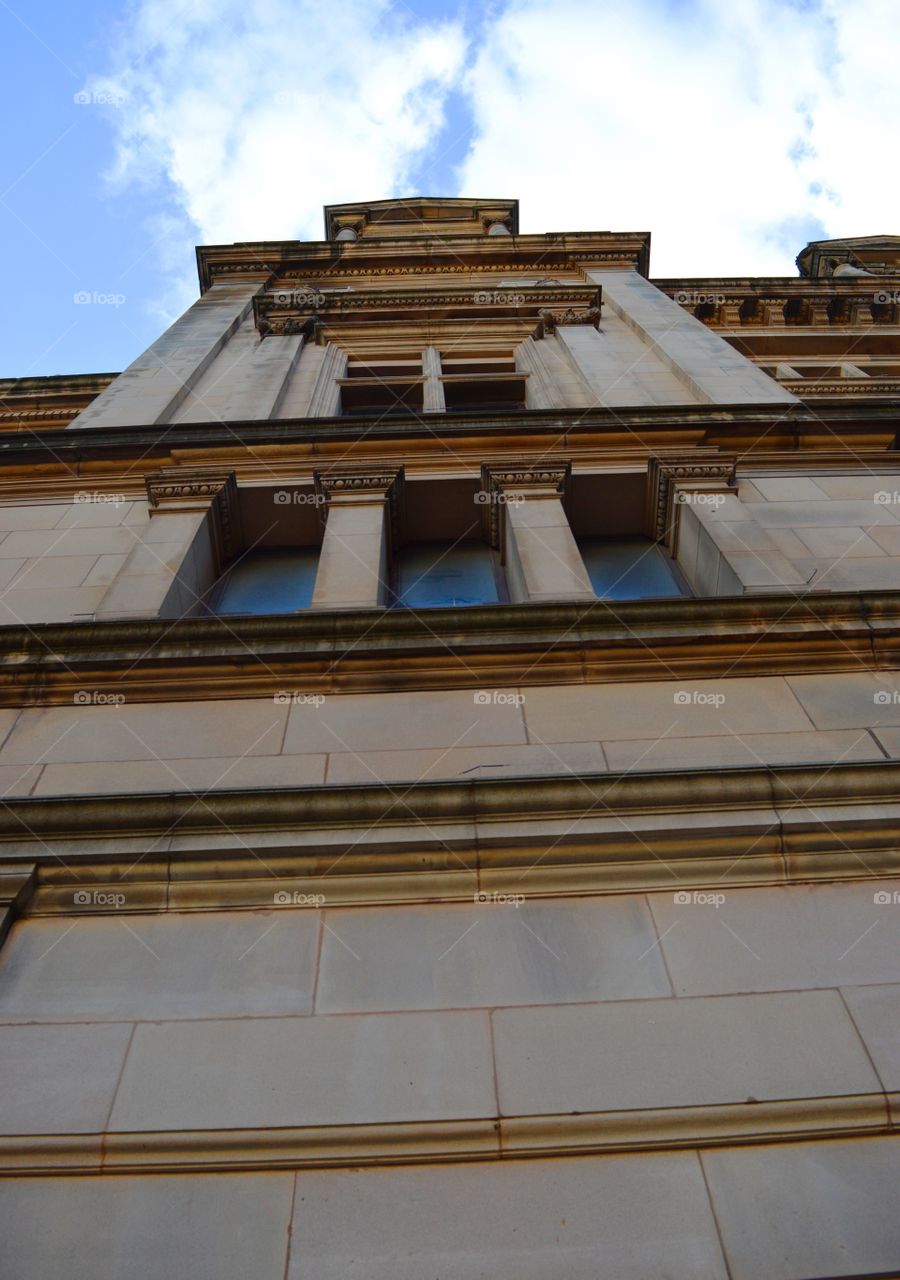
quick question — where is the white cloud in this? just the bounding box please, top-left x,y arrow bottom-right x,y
93,0 -> 465,314
457,0 -> 900,276
95,0 -> 900,305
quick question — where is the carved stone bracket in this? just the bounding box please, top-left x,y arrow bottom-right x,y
535,304 -> 601,337
645,454 -> 737,547
480,461 -> 571,551
314,465 -> 405,549
145,467 -> 242,565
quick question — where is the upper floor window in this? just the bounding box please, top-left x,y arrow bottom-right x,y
394,540 -> 505,608
212,548 -> 319,615
578,537 -> 685,601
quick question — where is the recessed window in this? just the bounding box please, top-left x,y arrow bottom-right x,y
579,537 -> 685,601
394,541 -> 504,608
212,549 -> 319,615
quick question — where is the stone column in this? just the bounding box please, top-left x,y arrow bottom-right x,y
68,277 -> 271,429
481,463 -> 594,604
515,335 -> 593,409
310,467 -> 404,611
96,469 -> 241,620
422,347 -> 446,413
307,342 -> 348,417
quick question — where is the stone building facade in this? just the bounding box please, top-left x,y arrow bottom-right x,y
2,199 -> 900,1276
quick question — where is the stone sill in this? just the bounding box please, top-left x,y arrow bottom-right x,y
2,589 -> 900,704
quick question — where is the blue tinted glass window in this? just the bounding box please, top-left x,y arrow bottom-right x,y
213,549 -> 318,615
395,542 -> 501,608
579,538 -> 684,600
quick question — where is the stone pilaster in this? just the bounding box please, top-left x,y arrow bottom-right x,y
96,469 -> 240,620
481,462 -> 594,603
67,278 -> 271,428
310,466 -> 404,611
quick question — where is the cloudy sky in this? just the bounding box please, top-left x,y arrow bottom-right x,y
2,0 -> 897,376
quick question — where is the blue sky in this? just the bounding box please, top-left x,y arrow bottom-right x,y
1,0 -> 894,379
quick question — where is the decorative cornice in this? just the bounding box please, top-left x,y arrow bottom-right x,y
146,467 -> 242,563
480,461 -> 571,548
653,277 -> 900,328
645,453 -> 737,543
254,286 -> 600,337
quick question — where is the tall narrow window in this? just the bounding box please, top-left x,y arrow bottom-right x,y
394,541 -> 504,608
578,537 -> 685,601
212,549 -> 319,615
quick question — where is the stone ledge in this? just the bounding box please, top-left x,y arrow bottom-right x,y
4,765 -> 900,912
0,1094 -> 889,1177
1,589 -> 900,704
